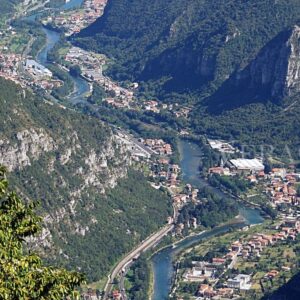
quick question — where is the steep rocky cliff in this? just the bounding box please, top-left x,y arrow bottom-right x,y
206,25 -> 300,111
236,25 -> 300,99
0,78 -> 171,281
75,0 -> 300,94
280,26 -> 300,98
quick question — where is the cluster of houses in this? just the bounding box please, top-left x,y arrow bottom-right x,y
190,274 -> 251,299
208,139 -> 237,154
0,53 -> 62,91
144,100 -> 160,113
209,160 -> 300,209
24,59 -> 63,91
65,47 -> 104,81
266,168 -> 299,207
173,184 -> 199,207
150,157 -> 201,228
25,59 -> 53,79
141,100 -> 192,118
150,158 -> 179,184
0,52 -> 22,84
65,46 -> 135,107
116,129 -> 202,231
180,216 -> 300,299
48,0 -> 108,36
103,84 -> 134,108
173,191 -> 200,232
116,131 -> 177,163
209,158 -> 265,177
183,254 -> 252,294
197,273 -> 252,299
231,217 -> 300,262
197,284 -> 235,299
174,106 -> 191,119
206,138 -> 300,210
142,139 -> 173,156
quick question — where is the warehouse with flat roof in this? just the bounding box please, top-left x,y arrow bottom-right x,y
229,159 -> 265,173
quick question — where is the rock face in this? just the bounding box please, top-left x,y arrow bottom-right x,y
207,25 -> 300,112
76,0 -> 300,95
0,125 -> 130,250
0,129 -> 56,171
234,25 -> 300,100
0,78 -> 131,277
0,76 -> 171,282
285,26 -> 300,96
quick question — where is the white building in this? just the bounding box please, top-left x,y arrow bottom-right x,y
25,59 -> 52,78
229,158 -> 264,173
208,139 -> 236,153
227,274 -> 252,290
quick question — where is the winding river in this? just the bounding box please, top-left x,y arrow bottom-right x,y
24,4 -> 264,299
151,139 -> 264,300
27,0 -> 90,102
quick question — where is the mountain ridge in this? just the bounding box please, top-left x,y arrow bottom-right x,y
0,77 -> 171,281
75,0 -> 300,96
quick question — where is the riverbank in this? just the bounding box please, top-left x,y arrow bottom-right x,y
150,140 -> 265,300
12,4 -> 270,300
148,215 -> 246,299
172,215 -> 300,299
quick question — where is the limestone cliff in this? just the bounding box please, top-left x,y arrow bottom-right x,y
235,25 -> 300,100
0,98 -> 131,251
0,78 -> 171,281
206,25 -> 300,112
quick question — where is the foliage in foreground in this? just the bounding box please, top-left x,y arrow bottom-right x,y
0,166 -> 84,299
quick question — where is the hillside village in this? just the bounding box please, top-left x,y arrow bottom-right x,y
207,139 -> 300,210
175,215 -> 300,299
168,140 -> 300,299
43,0 -> 108,36
1,1 -> 300,300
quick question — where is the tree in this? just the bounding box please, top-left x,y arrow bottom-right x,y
0,166 -> 84,299
69,65 -> 81,77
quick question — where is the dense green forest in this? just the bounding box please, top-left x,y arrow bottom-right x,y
177,187 -> 238,229
192,100 -> 300,160
44,170 -> 172,282
0,166 -> 84,299
74,0 -> 300,160
0,77 -> 171,282
0,0 -> 20,17
76,0 -> 300,94
208,174 -> 253,196
126,255 -> 151,300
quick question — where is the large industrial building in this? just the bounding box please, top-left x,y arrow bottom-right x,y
229,158 -> 265,173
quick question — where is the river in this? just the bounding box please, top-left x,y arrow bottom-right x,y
62,0 -> 84,10
26,0 -> 90,102
151,139 -> 264,300
24,5 -> 264,299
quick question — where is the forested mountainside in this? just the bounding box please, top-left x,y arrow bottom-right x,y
76,0 -> 300,95
0,0 -> 20,16
0,78 -> 171,281
192,24 -> 300,157
75,0 -> 300,157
